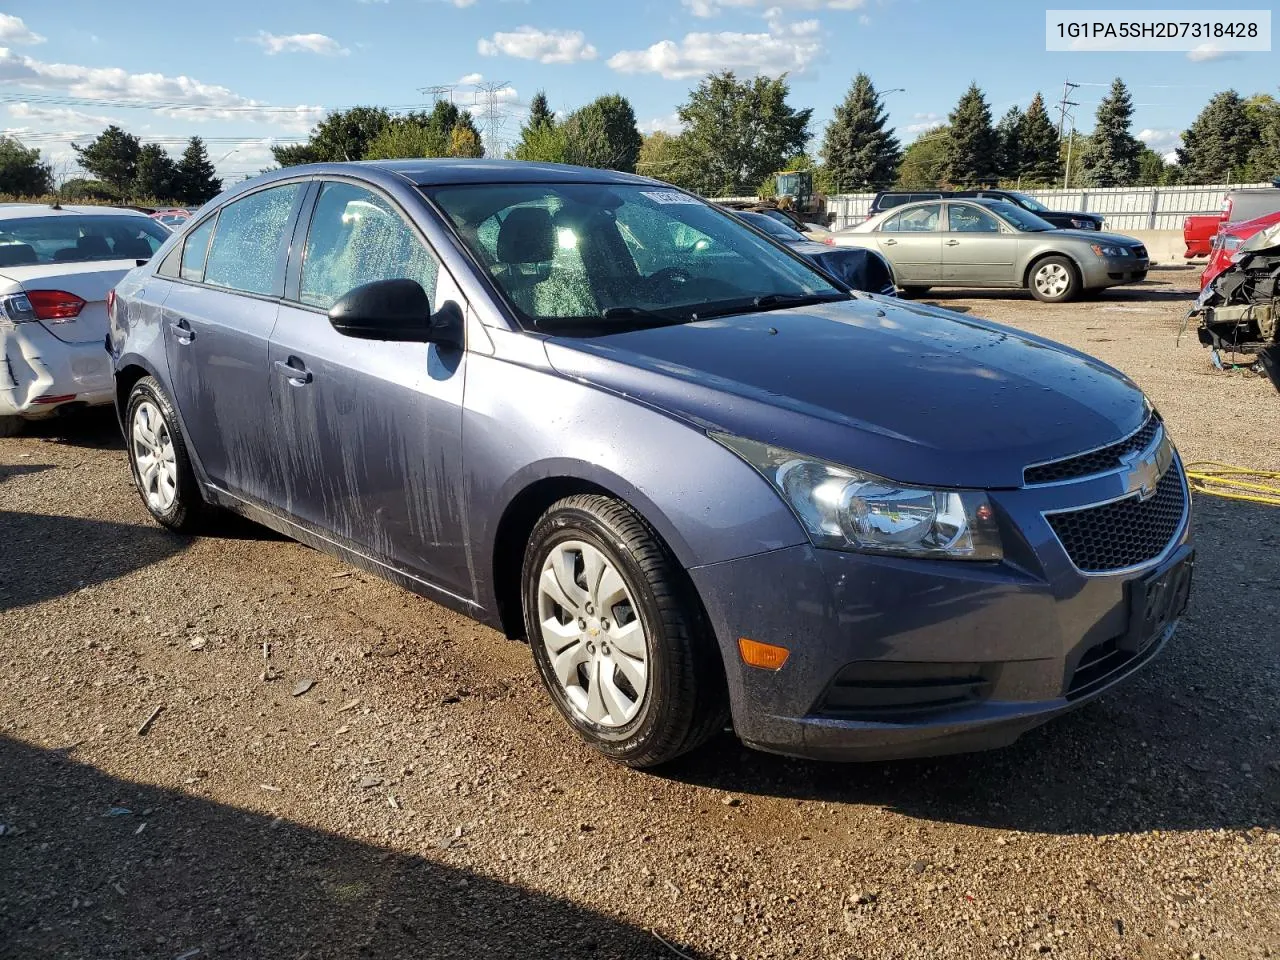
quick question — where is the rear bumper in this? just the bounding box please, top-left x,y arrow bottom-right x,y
0,321 -> 114,418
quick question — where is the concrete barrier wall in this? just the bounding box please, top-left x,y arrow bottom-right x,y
1124,230 -> 1188,264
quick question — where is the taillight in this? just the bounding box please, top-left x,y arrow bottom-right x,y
26,289 -> 86,322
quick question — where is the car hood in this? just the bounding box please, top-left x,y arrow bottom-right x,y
543,298 -> 1146,489
1048,228 -> 1142,247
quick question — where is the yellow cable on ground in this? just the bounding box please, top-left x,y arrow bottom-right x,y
1183,461 -> 1280,506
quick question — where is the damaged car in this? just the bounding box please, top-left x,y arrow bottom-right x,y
1,204 -> 171,436
1190,222 -> 1280,390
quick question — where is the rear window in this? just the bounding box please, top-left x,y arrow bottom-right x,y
0,214 -> 169,266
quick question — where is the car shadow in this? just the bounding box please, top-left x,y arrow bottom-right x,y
659,498 -> 1280,837
15,406 -> 126,450
0,736 -> 710,959
922,284 -> 1192,305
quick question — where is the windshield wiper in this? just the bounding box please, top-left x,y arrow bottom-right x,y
534,306 -> 693,334
690,291 -> 847,321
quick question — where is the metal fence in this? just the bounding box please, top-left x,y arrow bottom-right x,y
802,183 -> 1274,231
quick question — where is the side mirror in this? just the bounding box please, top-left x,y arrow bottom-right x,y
328,278 -> 463,348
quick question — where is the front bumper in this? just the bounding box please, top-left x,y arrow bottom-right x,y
0,321 -> 114,418
689,460 -> 1193,761
1081,255 -> 1149,288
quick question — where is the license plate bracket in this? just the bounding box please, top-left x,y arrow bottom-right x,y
1124,548 -> 1194,654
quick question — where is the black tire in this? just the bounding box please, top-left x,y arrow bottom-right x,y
899,285 -> 931,298
0,417 -> 22,438
124,376 -> 207,532
521,494 -> 727,768
1027,255 -> 1080,303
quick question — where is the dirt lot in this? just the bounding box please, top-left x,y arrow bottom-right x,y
2,266 -> 1278,960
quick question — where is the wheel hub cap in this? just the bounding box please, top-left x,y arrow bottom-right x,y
536,540 -> 649,728
1035,263 -> 1069,297
131,400 -> 178,513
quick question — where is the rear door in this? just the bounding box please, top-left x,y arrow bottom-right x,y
161,182 -> 307,502
874,203 -> 942,282
941,202 -> 1018,284
267,179 -> 470,595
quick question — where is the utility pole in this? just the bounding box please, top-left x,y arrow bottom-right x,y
1055,79 -> 1080,189
473,80 -> 511,159
419,85 -> 455,104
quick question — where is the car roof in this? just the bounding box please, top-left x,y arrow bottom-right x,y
0,203 -> 151,221
300,158 -> 660,188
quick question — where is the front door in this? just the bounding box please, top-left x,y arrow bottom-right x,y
941,202 -> 1018,284
267,180 -> 470,597
874,203 -> 943,282
161,183 -> 304,501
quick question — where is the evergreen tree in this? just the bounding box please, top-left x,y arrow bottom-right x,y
1177,90 -> 1259,183
133,144 -> 177,200
1079,78 -> 1142,186
562,94 -> 643,172
820,73 -> 901,192
944,83 -> 997,185
1019,93 -> 1060,185
994,106 -> 1023,182
0,136 -> 53,195
527,91 -> 554,131
676,71 -> 811,196
1136,147 -> 1168,186
896,128 -> 949,188
512,122 -> 570,164
173,137 -> 222,206
71,125 -> 141,194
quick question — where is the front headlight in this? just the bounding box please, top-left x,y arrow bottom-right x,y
1072,218 -> 1099,230
713,434 -> 1002,561
1090,243 -> 1127,257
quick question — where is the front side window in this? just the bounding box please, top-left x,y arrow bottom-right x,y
427,182 -> 843,327
881,204 -> 941,233
203,183 -> 302,296
179,216 -> 216,281
0,215 -> 168,266
948,204 -> 1002,233
979,201 -> 1054,233
299,182 -> 440,310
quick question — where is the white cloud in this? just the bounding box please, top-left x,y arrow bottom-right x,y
0,13 -> 45,45
858,13 -> 871,25
1138,127 -> 1181,160
608,17 -> 822,79
641,112 -> 683,134
478,27 -> 597,63
458,71 -> 485,84
248,31 -> 350,56
685,0 -> 863,16
1186,43 -> 1236,62
7,102 -> 112,129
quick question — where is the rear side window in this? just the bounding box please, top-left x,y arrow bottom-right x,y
179,216 -> 216,282
298,181 -> 440,310
203,184 -> 302,296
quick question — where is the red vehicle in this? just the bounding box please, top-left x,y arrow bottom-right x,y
1183,213 -> 1223,258
1200,209 -> 1280,289
1183,184 -> 1280,258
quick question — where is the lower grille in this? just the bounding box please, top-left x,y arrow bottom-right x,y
1066,633 -> 1162,700
815,661 -> 996,720
1046,468 -> 1186,573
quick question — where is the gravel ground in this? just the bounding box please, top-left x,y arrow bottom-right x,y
1,266 -> 1278,960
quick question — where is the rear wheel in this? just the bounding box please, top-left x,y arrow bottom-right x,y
522,494 -> 726,768
1029,256 -> 1079,303
125,377 -> 207,532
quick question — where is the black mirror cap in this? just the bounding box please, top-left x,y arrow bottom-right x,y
328,278 -> 432,342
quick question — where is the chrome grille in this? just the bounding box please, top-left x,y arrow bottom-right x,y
1025,413 -> 1161,485
1046,467 -> 1186,573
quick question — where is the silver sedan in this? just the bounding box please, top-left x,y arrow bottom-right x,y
833,198 -> 1149,302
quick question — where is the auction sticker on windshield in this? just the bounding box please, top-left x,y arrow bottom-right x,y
641,190 -> 701,205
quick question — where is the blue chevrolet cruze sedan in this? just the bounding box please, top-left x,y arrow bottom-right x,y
108,160 -> 1194,767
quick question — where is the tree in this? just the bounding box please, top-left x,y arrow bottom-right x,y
1019,93 -> 1060,186
449,123 -> 484,158
1060,131 -> 1087,188
676,71 -> 812,196
1136,146 -> 1168,186
0,136 -> 53,195
820,73 -> 901,192
1079,78 -> 1142,187
133,144 -> 177,200
527,91 -> 554,131
944,83 -> 997,185
71,125 -> 141,194
995,106 -> 1023,182
1244,93 -> 1280,180
512,121 -> 571,164
562,94 -> 642,172
1177,90 -> 1259,183
636,131 -> 694,186
272,106 -> 391,166
173,137 -> 222,205
896,128 -> 949,188
365,121 -> 444,160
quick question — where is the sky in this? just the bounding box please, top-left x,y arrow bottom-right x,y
0,0 -> 1274,184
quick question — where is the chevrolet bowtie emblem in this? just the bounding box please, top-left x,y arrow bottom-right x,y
1120,445 -> 1163,501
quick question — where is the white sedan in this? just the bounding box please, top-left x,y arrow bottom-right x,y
0,204 -> 171,435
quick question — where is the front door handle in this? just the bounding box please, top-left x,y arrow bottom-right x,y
168,318 -> 194,343
274,358 -> 313,385
882,238 -> 898,246
945,239 -> 960,246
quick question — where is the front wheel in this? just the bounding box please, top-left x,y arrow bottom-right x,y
125,377 -> 207,532
0,417 -> 22,438
1029,256 -> 1079,303
521,494 -> 726,768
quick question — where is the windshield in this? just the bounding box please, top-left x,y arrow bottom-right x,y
0,214 -> 169,266
426,183 -> 844,328
738,210 -> 806,242
980,201 -> 1055,232
1006,192 -> 1050,213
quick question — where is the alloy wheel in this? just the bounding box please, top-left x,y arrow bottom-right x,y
536,539 -> 649,727
131,400 -> 178,513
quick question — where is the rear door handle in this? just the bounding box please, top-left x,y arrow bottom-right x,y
274,358 -> 313,385
168,318 -> 194,343
945,239 -> 960,246
882,238 -> 897,245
